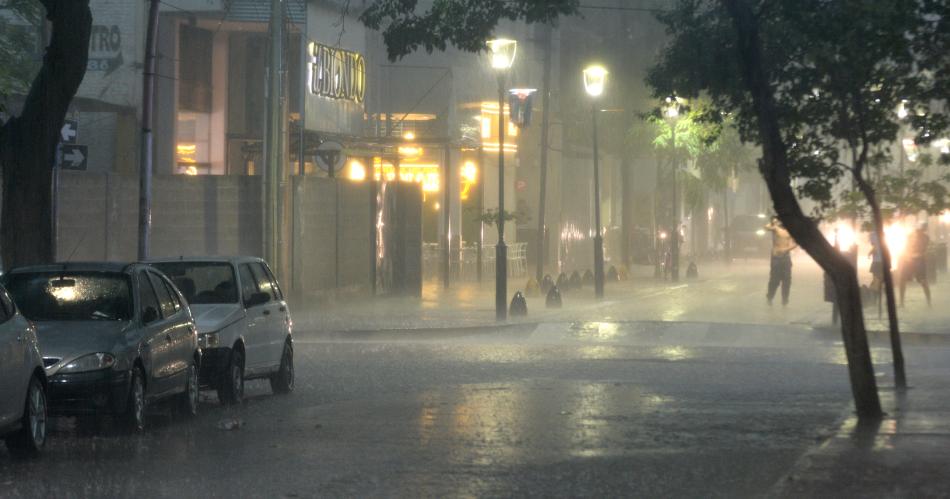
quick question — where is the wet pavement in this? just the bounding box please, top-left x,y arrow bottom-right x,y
296,256 -> 950,337
4,323 -> 946,498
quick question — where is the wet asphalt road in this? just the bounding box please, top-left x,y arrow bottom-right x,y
0,324 -> 929,498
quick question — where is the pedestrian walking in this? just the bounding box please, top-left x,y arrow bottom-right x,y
899,223 -> 932,307
765,216 -> 797,306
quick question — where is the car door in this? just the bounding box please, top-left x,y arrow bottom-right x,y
237,263 -> 268,371
148,271 -> 193,391
137,269 -> 175,396
253,262 -> 288,366
0,292 -> 21,427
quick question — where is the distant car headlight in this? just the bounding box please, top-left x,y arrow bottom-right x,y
198,332 -> 220,349
59,353 -> 116,373
755,229 -> 767,237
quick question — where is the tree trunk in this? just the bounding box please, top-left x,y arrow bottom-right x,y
0,0 -> 92,270
722,0 -> 882,418
855,175 -> 906,388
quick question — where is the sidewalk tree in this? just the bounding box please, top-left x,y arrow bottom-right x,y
360,0 -> 579,61
0,0 -> 43,107
645,0 -> 950,418
0,0 -> 92,270
632,102 -> 753,257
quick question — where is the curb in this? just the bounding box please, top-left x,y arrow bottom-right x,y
305,321 -> 540,340
812,325 -> 950,345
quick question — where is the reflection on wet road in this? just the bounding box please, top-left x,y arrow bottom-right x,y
1,326 -> 929,498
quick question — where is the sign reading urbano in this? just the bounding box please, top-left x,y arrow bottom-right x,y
307,42 -> 366,104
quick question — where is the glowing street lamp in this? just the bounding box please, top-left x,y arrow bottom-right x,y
583,64 -> 608,298
488,38 -> 517,320
583,65 -> 608,98
488,39 -> 517,70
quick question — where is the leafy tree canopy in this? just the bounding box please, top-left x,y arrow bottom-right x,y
360,0 -> 580,61
0,0 -> 43,110
647,0 -> 949,217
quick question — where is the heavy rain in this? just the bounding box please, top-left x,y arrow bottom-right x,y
1,0 -> 949,497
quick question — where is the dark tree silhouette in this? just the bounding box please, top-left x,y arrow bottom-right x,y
0,0 -> 92,270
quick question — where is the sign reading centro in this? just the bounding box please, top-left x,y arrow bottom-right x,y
307,42 -> 366,104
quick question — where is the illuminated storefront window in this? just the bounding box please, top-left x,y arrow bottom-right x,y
478,102 -> 518,153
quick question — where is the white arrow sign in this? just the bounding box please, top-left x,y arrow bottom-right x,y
61,120 -> 78,144
60,144 -> 88,170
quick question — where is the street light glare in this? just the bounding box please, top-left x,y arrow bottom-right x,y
487,38 -> 517,70
583,65 -> 608,97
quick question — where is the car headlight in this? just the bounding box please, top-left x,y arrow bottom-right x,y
198,332 -> 220,349
59,353 -> 116,373
756,229 -> 767,237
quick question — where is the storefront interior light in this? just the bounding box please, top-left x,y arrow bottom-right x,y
347,160 -> 366,181
403,131 -> 415,140
461,161 -> 478,183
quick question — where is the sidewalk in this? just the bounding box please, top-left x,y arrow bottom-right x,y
770,370 -> 950,498
294,257 -> 950,337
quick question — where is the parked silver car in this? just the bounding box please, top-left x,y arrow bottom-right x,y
3,263 -> 200,431
151,257 -> 293,405
0,284 -> 48,457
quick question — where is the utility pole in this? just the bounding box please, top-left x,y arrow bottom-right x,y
535,24 -> 553,283
138,0 -> 160,261
264,0 -> 285,271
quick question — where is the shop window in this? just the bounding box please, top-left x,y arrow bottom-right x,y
177,26 -> 213,175
176,111 -> 211,175
179,26 -> 212,113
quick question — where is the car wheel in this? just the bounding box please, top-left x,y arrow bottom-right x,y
269,342 -> 294,395
217,350 -> 244,406
176,362 -> 199,418
121,367 -> 147,433
5,376 -> 47,458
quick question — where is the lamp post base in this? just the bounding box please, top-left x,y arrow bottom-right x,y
496,242 -> 508,320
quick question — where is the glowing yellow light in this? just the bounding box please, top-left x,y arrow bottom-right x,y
582,65 -> 608,97
833,222 -> 856,250
487,38 -> 517,70
941,211 -> 950,225
403,131 -> 415,140
461,161 -> 478,182
398,145 -> 424,158
347,160 -> 366,181
176,143 -> 198,164
508,122 -> 518,137
885,223 -> 910,269
481,117 -> 492,139
184,166 -> 198,176
51,285 -> 77,302
434,202 -> 441,211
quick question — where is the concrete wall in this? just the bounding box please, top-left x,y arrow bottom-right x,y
56,172 -> 263,262
55,173 -> 421,300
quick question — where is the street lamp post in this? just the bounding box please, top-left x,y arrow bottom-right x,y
665,97 -> 681,282
488,38 -> 517,320
584,65 -> 608,298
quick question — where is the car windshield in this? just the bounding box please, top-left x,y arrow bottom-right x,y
5,271 -> 133,321
151,262 -> 238,304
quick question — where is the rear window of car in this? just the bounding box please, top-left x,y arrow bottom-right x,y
151,262 -> 238,305
5,271 -> 133,321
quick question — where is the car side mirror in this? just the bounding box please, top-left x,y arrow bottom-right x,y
142,306 -> 160,324
245,291 -> 270,308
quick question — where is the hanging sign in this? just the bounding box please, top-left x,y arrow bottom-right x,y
307,42 -> 366,104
